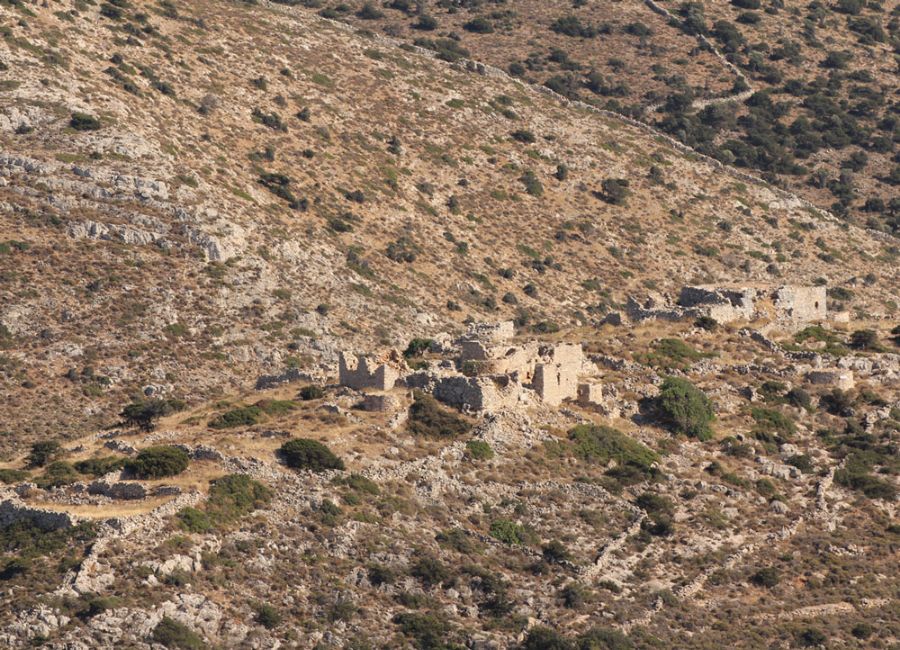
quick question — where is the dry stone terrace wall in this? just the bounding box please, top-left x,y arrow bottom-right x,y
0,496 -> 76,531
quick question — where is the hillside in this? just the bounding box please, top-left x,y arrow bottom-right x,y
1,0 -> 896,445
0,0 -> 898,648
283,0 -> 900,235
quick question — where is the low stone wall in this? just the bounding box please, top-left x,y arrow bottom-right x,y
0,497 -> 76,531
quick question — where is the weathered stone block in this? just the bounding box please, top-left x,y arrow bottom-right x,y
577,383 -> 604,407
361,393 -> 400,412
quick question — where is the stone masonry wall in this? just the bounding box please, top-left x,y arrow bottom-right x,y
338,351 -> 400,391
773,286 -> 827,325
0,496 -> 76,531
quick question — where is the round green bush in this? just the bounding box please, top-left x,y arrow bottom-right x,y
279,439 -> 344,472
656,377 -> 715,440
126,446 -> 190,479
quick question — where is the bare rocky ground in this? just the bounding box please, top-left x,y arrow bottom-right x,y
0,0 -> 897,648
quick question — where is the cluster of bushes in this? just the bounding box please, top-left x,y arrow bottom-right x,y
208,400 -> 296,429
407,391 -> 472,438
638,338 -> 712,370
258,172 -> 307,210
568,424 -> 658,470
177,473 -> 272,533
750,407 -> 796,446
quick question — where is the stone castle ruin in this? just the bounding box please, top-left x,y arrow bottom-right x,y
623,284 -> 827,329
339,321 -> 599,413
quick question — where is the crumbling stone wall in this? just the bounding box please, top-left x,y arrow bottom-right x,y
773,285 -> 826,325
88,481 -> 147,500
678,286 -> 757,323
806,369 -> 854,390
465,320 -> 514,343
338,350 -> 402,391
0,497 -> 75,530
408,371 -> 522,411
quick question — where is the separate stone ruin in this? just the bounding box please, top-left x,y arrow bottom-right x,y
0,496 -> 76,531
773,285 -> 827,325
806,369 -> 855,391
338,349 -> 404,392
620,284 -> 827,329
677,286 -> 757,323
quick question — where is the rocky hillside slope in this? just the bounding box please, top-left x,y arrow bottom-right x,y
0,0 -> 896,449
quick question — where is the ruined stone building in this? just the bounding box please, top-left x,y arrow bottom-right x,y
338,350 -> 404,392
347,321 -> 596,413
623,284 -> 827,328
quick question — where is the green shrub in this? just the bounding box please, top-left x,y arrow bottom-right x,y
403,338 -> 434,358
542,540 -> 571,564
463,16 -> 494,33
253,602 -> 282,629
489,519 -> 530,545
0,468 -> 27,484
520,626 -> 571,649
27,440 -> 62,467
279,439 -> 344,472
465,440 -> 494,461
70,112 -> 101,131
655,377 -> 714,440
207,473 -> 272,522
835,467 -> 896,500
150,616 -> 204,649
79,595 -> 121,619
410,554 -> 449,587
121,398 -> 184,432
520,170 -> 543,197
176,507 -> 212,533
0,557 -> 30,580
393,612 -> 453,649
126,446 -> 190,479
298,385 -> 324,401
750,566 -> 780,588
639,338 -> 711,369
74,455 -> 126,477
750,407 -> 796,441
600,178 -> 630,205
568,424 -> 658,468
577,627 -> 632,649
407,391 -> 472,438
35,461 -> 79,489
797,627 -> 827,647
208,405 -> 263,429
849,329 -> 880,350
